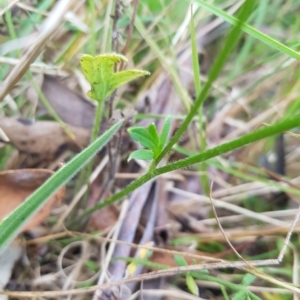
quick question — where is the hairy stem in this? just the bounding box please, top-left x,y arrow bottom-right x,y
80,114 -> 300,219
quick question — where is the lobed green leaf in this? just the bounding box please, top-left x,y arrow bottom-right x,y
80,53 -> 149,101
109,69 -> 150,95
80,53 -> 127,100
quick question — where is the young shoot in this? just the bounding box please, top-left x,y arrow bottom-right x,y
127,116 -> 171,162
80,53 -> 150,141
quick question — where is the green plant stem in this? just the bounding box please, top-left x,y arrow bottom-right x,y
83,96 -> 104,211
190,5 -> 209,195
156,119 -> 298,174
79,113 -> 300,219
220,285 -> 230,300
91,101 -> 104,142
190,273 -> 260,300
155,0 -> 255,165
0,119 -> 124,253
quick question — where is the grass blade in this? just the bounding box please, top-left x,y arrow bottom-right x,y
0,119 -> 124,253
192,0 -> 300,61
190,5 -> 209,194
156,0 -> 256,164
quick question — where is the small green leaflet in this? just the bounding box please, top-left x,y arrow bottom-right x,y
148,123 -> 159,143
174,255 -> 199,296
186,274 -> 199,296
159,116 -> 171,150
128,149 -> 154,162
80,53 -> 150,101
127,116 -> 171,162
127,127 -> 157,151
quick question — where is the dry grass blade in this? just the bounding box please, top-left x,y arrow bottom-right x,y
0,0 -> 20,17
93,199 -> 129,299
208,181 -> 252,267
0,56 -> 67,76
168,186 -> 289,227
3,207 -> 300,296
0,0 -> 74,100
1,258 -> 296,298
278,206 -> 300,263
26,231 -> 221,262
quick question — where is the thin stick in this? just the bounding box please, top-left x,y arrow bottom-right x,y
93,200 -> 129,299
278,206 -> 300,262
0,0 -> 74,100
208,181 -> 253,269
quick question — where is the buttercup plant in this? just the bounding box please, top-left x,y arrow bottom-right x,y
79,0 -> 300,221
0,54 -> 151,253
80,53 -> 150,141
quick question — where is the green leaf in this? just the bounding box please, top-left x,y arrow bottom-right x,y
159,116 -> 171,149
109,69 -> 150,95
128,149 -> 154,161
128,127 -> 157,151
186,274 -> 199,296
232,291 -> 247,300
80,53 -> 127,100
174,254 -> 188,267
174,255 -> 199,296
80,53 -> 149,101
241,274 -> 256,286
148,123 -> 159,143
0,119 -> 124,254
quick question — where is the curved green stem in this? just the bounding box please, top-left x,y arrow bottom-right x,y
80,114 -> 300,219
189,273 -> 260,300
83,100 -> 104,210
155,0 -> 255,166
